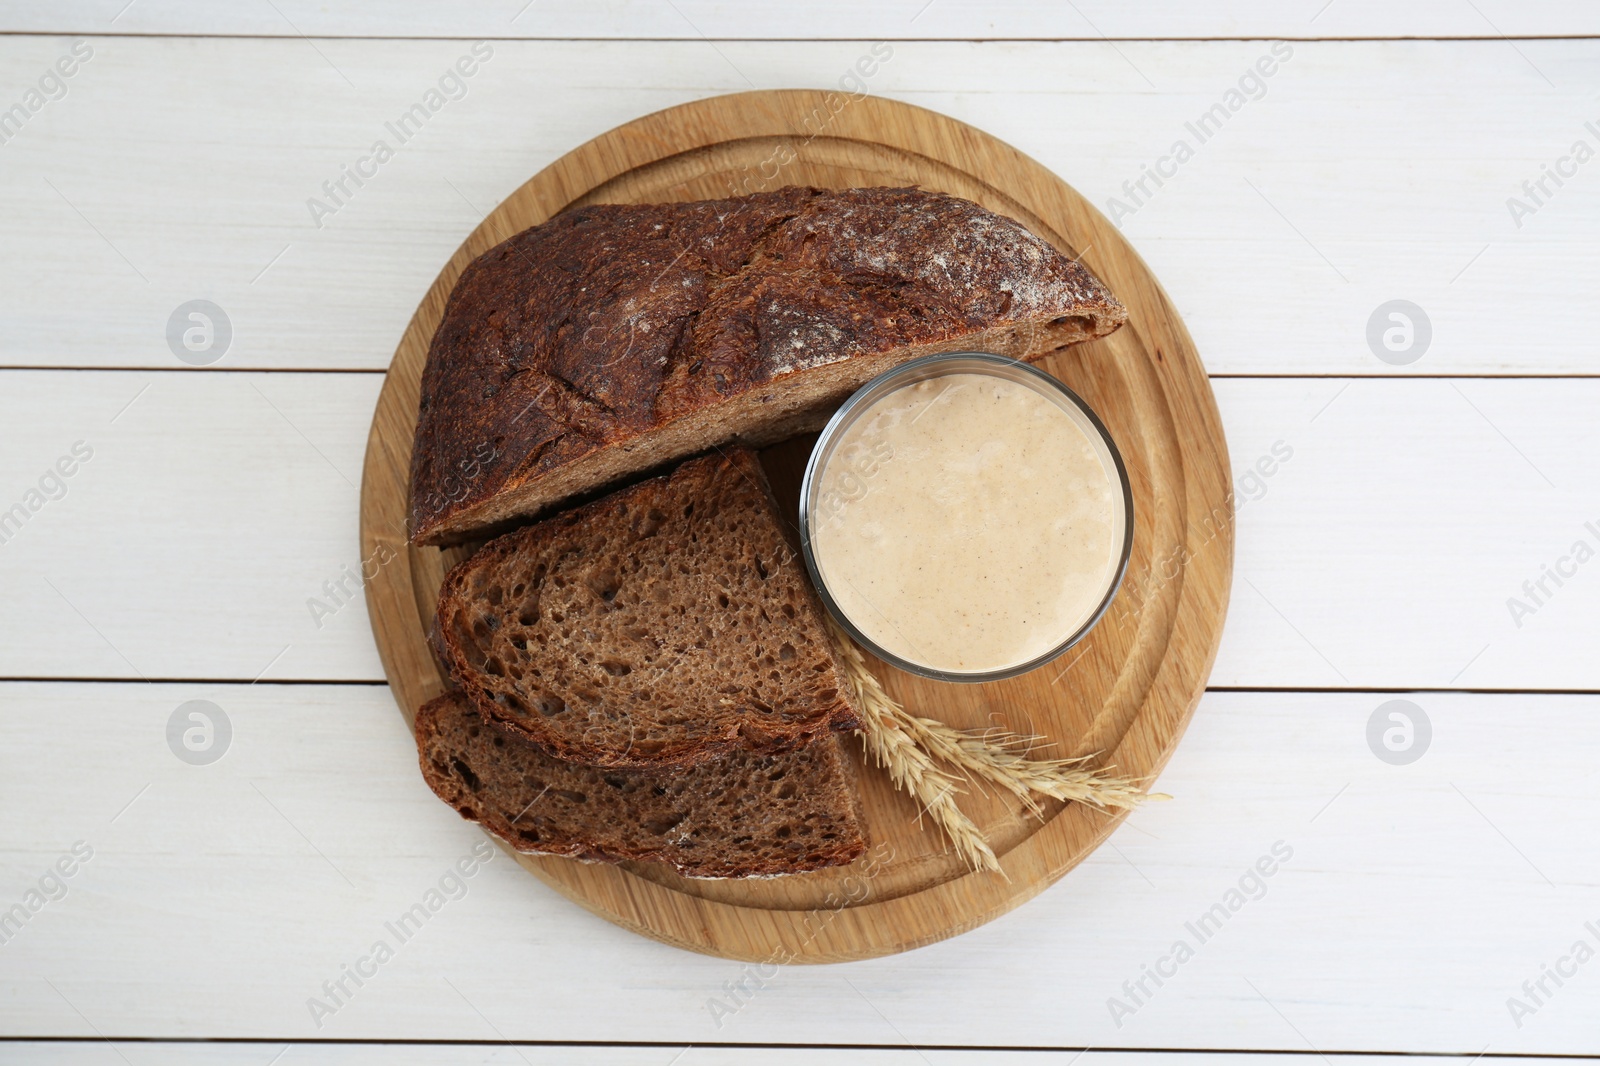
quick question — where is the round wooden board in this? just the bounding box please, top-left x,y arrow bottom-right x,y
360,90 -> 1232,963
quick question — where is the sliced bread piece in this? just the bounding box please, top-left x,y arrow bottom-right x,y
433,446 -> 861,768
417,691 -> 867,879
410,185 -> 1127,544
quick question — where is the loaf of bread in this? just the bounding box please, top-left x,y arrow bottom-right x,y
410,185 -> 1126,544
417,691 -> 867,878
432,447 -> 862,768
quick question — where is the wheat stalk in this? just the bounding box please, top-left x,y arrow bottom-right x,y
828,619 -> 1165,870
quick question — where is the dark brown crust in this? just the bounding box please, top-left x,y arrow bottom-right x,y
417,691 -> 867,879
433,448 -> 863,769
409,185 -> 1126,544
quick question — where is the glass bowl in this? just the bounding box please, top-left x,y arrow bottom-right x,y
798,351 -> 1134,684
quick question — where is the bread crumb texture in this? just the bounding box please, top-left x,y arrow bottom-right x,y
434,448 -> 862,768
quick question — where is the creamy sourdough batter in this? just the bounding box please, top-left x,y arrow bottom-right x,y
811,372 -> 1121,674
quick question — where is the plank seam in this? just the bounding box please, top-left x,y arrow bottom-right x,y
2,33 -> 1599,42
3,1036 -> 1597,1057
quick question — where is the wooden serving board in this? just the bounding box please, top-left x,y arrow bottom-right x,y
360,90 -> 1232,962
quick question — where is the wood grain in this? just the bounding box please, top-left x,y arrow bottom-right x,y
358,90 -> 1232,961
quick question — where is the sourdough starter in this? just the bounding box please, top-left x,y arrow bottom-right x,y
811,372 -> 1121,674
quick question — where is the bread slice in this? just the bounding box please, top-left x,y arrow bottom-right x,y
433,447 -> 861,768
410,185 -> 1126,544
417,691 -> 867,879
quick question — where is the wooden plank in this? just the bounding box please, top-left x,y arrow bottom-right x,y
3,1 -> 1598,39
0,37 -> 1596,374
2,371 -> 1594,690
0,370 -> 387,682
1210,375 -> 1600,690
2,683 -> 1595,1051
0,1049 -> 1582,1066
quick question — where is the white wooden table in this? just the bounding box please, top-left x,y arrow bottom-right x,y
3,3 -> 1598,1061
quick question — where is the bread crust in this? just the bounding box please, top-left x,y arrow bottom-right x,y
409,185 -> 1126,545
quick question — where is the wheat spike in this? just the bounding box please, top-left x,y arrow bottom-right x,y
828,619 -> 1165,868
895,712 -> 1167,817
